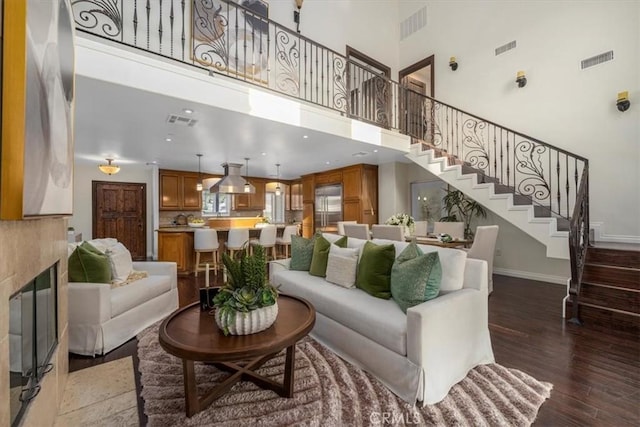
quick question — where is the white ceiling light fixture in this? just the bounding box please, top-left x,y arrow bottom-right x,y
183,108 -> 194,114
275,163 -> 281,196
196,154 -> 203,191
98,158 -> 120,175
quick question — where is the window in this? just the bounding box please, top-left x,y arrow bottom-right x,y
202,190 -> 229,216
264,191 -> 284,223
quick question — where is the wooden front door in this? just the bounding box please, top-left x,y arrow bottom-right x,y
93,181 -> 147,260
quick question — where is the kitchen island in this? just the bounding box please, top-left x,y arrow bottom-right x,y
157,219 -> 299,275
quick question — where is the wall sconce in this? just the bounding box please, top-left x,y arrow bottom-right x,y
516,71 -> 527,88
98,158 -> 120,175
293,0 -> 303,33
617,91 -> 630,112
449,56 -> 458,71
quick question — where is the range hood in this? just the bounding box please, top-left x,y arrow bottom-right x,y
208,163 -> 255,194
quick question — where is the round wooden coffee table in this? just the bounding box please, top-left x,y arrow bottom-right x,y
158,294 -> 315,417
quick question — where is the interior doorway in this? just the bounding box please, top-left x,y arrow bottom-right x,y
93,181 -> 147,260
346,46 -> 391,128
399,55 -> 434,140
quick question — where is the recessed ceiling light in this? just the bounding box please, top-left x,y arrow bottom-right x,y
165,137 -> 172,142
183,108 -> 194,114
261,152 -> 267,156
303,135 -> 309,139
373,149 -> 378,153
352,151 -> 369,157
325,161 -> 331,165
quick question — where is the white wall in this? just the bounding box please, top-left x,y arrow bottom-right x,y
398,0 -> 640,239
268,0 -> 400,74
378,161 -> 410,222
70,161 -> 156,258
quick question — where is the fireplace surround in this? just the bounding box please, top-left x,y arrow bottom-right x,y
9,263 -> 58,426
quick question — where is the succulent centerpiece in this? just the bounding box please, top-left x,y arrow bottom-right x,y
213,244 -> 279,335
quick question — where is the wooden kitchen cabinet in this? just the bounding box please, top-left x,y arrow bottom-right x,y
301,164 -> 377,236
157,231 -> 194,274
159,169 -> 202,211
289,180 -> 303,210
233,178 -> 266,210
315,171 -> 342,186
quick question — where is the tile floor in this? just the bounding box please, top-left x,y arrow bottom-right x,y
55,357 -> 139,427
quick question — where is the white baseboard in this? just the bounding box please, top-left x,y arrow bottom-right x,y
494,267 -> 568,285
590,222 -> 640,244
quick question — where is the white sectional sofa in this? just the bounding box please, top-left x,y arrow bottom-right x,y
269,233 -> 494,405
67,239 -> 178,356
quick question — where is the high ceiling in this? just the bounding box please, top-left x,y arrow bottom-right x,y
73,75 -> 410,180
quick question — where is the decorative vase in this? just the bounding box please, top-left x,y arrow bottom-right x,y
404,225 -> 414,239
215,303 -> 278,335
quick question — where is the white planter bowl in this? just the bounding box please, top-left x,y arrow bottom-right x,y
215,303 -> 278,335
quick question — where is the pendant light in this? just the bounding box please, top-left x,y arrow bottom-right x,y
275,163 -> 281,196
98,158 -> 120,175
196,154 -> 203,191
244,157 -> 251,193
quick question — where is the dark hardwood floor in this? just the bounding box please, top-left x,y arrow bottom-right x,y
70,273 -> 640,426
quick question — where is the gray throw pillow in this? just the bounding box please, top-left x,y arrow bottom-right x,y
290,234 -> 316,271
391,242 -> 442,313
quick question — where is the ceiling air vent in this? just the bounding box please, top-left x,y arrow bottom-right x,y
495,40 -> 516,56
166,114 -> 198,127
581,50 -> 614,70
400,6 -> 427,41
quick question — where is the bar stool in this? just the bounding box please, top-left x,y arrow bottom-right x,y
249,225 -> 277,260
225,228 -> 249,260
194,229 -> 219,277
276,225 -> 299,259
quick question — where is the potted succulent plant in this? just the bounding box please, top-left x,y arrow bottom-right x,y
213,244 -> 279,335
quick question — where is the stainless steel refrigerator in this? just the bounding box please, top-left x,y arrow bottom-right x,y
315,184 -> 343,233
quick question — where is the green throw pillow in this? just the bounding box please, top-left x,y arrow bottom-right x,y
356,241 -> 396,299
391,243 -> 442,313
290,235 -> 316,271
68,244 -> 112,283
81,241 -> 104,255
309,235 -> 347,277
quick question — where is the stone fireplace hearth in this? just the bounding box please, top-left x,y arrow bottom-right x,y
1,218 -> 69,427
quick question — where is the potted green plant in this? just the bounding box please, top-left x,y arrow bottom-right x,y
213,244 -> 279,335
440,189 -> 487,240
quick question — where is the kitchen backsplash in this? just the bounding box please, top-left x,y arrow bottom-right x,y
160,210 -> 302,226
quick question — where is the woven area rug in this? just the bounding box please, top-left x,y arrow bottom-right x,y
137,323 -> 552,426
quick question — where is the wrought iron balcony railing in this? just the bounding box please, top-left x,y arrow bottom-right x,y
72,0 -> 590,322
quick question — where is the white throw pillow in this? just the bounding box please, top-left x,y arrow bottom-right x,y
106,242 -> 134,284
325,245 -> 359,288
87,238 -> 118,253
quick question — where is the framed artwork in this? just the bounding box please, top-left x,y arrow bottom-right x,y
1,0 -> 75,219
191,0 -> 270,84
410,180 -> 448,231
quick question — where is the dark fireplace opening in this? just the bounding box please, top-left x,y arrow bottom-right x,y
9,262 -> 58,427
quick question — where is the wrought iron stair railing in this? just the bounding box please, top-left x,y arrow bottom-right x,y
71,0 -> 590,322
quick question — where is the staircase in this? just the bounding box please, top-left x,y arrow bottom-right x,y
407,142 -> 571,259
71,0 -> 594,323
565,245 -> 640,333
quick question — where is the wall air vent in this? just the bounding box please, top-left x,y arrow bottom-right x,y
495,40 -> 516,56
400,6 -> 427,41
581,50 -> 614,70
166,114 -> 198,127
